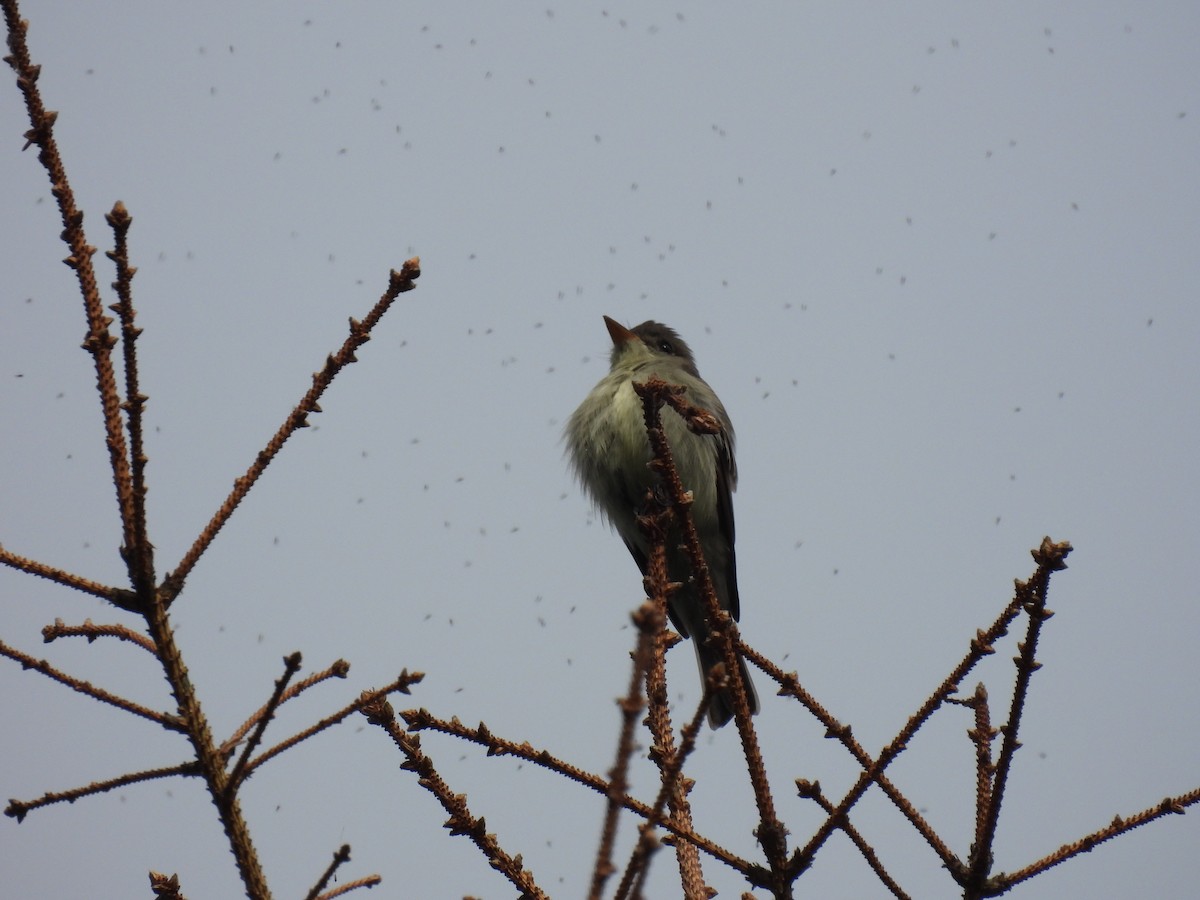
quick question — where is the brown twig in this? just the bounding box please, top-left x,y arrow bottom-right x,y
790,541 -> 1051,879
795,779 -> 910,900
739,640 -> 960,874
242,671 -> 423,780
41,617 -> 156,654
0,638 -> 185,731
589,607 -> 652,900
400,707 -> 752,875
6,761 -> 201,822
227,652 -> 304,794
312,875 -> 383,899
626,495 -> 708,899
999,787 -> 1200,889
360,693 -> 549,900
221,658 -> 351,755
636,376 -> 788,895
161,258 -> 421,605
963,683 -> 997,876
141,594 -> 272,897
636,682 -> 713,900
104,200 -> 154,593
302,844 -> 352,900
0,544 -> 139,613
2,4 -> 139,566
615,829 -> 661,900
961,538 -> 1070,897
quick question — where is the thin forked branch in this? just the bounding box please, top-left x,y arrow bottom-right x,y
221,658 -> 351,755
3,6 -> 138,566
792,542 -> 1073,879
227,652 -> 305,794
238,672 -> 423,782
963,538 -> 1065,895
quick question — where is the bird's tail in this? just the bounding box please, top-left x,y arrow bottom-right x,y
694,637 -> 760,729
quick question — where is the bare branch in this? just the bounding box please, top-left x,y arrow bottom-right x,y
1000,788 -> 1200,889
302,844 -> 352,900
0,638 -> 184,731
361,694 -> 549,900
795,779 -> 910,900
962,537 -> 1070,896
242,671 -> 423,778
228,652 -> 304,794
635,376 -> 788,894
161,258 -> 421,604
7,762 -> 200,823
104,200 -> 154,593
221,658 -> 351,755
2,5 -> 139,567
589,609 -> 652,900
0,544 -> 139,612
41,617 -> 156,654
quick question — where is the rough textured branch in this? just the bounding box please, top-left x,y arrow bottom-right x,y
162,258 -> 421,603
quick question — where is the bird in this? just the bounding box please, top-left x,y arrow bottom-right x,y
565,316 -> 758,727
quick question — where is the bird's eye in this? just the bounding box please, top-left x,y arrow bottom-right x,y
657,340 -> 674,354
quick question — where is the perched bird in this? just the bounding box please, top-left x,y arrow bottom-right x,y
566,316 -> 758,728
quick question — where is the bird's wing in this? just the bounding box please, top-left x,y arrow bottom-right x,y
716,433 -> 740,621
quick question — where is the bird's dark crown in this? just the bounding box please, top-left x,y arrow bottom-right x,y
629,320 -> 699,376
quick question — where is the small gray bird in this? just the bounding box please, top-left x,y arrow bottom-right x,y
565,316 -> 758,728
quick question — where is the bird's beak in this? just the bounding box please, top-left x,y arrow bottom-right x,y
603,315 -> 638,346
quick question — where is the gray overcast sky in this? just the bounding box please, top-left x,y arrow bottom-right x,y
2,3 -> 1198,897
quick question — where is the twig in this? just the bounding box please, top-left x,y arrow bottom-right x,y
41,617 -> 156,654
104,200 -> 154,593
999,787 -> 1200,889
312,875 -> 383,899
626,497 -> 707,899
741,640 -> 959,872
615,827 -> 661,900
400,708 -> 751,874
2,4 -> 138,564
963,683 -> 997,876
221,658 -> 351,755
360,693 -> 549,900
790,540 -> 1062,879
616,573 -> 714,898
242,672 -> 423,779
161,258 -> 421,604
636,376 -> 788,895
228,652 -> 304,794
630,483 -> 708,894
589,608 -> 652,900
0,544 -> 139,613
140,593 -> 272,898
0,639 -> 184,731
962,537 -> 1069,896
795,779 -> 910,900
6,761 -> 201,822
302,844 -> 352,900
